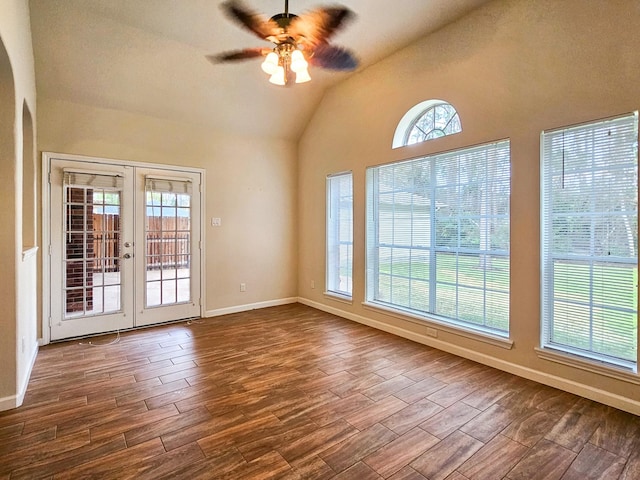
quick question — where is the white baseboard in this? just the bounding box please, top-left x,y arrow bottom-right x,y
0,341 -> 39,412
298,297 -> 640,416
205,297 -> 298,318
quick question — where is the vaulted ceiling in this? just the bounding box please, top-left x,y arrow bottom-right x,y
29,0 -> 490,141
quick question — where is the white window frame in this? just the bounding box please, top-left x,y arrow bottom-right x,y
540,112 -> 639,373
326,171 -> 353,299
366,140 -> 511,338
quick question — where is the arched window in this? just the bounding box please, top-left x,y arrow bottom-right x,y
392,99 -> 462,148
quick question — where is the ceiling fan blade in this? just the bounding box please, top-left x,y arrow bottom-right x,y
206,48 -> 269,63
309,44 -> 358,71
220,0 -> 280,41
289,7 -> 355,45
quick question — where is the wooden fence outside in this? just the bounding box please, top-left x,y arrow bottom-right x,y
93,214 -> 190,272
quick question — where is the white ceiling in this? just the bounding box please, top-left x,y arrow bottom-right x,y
29,0 -> 490,141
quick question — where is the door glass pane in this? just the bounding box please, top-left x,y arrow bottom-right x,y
145,187 -> 192,307
64,187 -> 122,318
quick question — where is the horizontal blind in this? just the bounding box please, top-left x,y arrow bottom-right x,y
64,171 -> 123,189
145,177 -> 192,194
541,112 -> 638,368
366,140 -> 510,336
326,172 -> 353,296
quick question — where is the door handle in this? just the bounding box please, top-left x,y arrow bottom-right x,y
122,253 -> 132,259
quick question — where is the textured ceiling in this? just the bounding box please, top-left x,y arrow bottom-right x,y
29,0 -> 491,141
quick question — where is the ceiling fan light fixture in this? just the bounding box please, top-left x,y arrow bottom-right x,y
295,68 -> 311,84
261,51 -> 279,74
269,65 -> 286,85
290,49 -> 308,73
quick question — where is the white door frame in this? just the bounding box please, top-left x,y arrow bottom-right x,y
41,151 -> 206,345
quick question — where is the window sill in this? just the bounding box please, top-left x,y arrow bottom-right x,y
535,347 -> 640,385
324,291 -> 353,305
362,301 -> 513,350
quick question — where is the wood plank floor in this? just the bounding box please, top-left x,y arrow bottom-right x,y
1,303 -> 640,479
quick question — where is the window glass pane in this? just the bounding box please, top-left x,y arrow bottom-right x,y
541,113 -> 638,368
366,141 -> 510,336
406,102 -> 462,146
326,172 -> 353,297
145,179 -> 192,307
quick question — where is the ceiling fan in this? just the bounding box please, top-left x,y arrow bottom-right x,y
207,0 -> 358,86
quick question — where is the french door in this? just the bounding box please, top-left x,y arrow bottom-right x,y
48,157 -> 202,341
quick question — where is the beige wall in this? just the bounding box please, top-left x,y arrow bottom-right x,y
0,0 -> 38,410
37,98 -> 298,315
298,0 -> 640,412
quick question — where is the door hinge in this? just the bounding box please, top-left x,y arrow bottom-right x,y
48,245 -> 52,256
48,317 -> 52,327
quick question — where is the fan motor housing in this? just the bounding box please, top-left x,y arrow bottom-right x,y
270,12 -> 297,29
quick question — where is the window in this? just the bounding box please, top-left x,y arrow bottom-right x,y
392,100 -> 462,149
327,172 -> 353,297
541,113 -> 638,370
366,140 -> 511,336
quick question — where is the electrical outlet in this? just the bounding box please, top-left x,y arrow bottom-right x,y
426,328 -> 438,338
311,280 -> 315,289
240,283 -> 246,292
211,217 -> 222,227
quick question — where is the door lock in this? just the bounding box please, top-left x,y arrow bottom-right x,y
122,253 -> 132,259
124,242 -> 132,248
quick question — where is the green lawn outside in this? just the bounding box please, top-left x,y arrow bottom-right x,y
375,253 -> 637,360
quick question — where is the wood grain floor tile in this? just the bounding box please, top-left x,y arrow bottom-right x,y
410,430 -> 483,480
589,407 -> 640,458
443,472 -> 471,480
89,402 -> 179,441
419,401 -> 481,439
0,426 -> 56,458
237,417 -> 319,462
619,451 -> 640,480
157,446 -> 246,480
545,404 -> 603,452
460,373 -> 516,410
124,404 -> 212,447
388,466 -> 429,479
320,423 -> 398,473
9,435 -> 126,480
196,412 -> 282,454
382,397 -> 443,435
458,434 -> 528,480
502,409 -> 561,448
160,408 -> 245,451
332,461 -> 382,480
56,400 -> 148,437
427,381 -> 478,408
344,394 -> 408,431
363,427 -> 440,478
53,437 -> 166,480
117,442 -> 205,480
0,422 -> 23,441
0,430 -> 91,476
307,393 -> 375,427
361,375 -> 416,402
559,442 -> 626,480
1,304 -> 638,479
393,376 -> 448,403
277,418 -> 358,465
459,403 -> 520,443
506,438 -> 576,480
